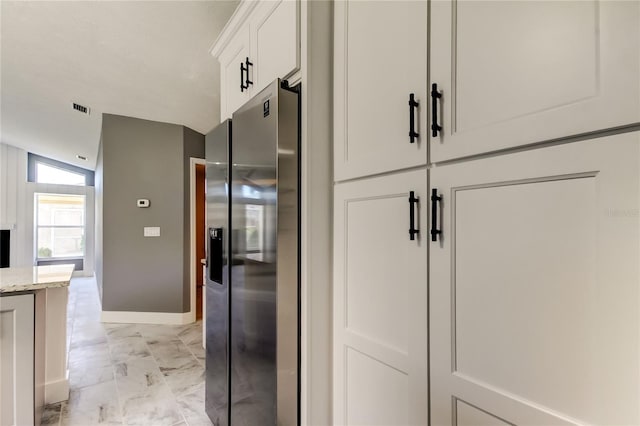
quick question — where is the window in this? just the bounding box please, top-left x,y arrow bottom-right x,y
35,194 -> 85,260
27,153 -> 94,186
36,162 -> 86,186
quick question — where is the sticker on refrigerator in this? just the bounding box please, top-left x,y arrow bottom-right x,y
263,100 -> 270,117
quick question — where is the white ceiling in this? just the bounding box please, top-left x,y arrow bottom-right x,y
1,0 -> 239,170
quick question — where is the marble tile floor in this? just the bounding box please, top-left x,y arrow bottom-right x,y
41,276 -> 211,426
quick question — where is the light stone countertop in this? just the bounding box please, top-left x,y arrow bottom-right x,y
0,264 -> 74,294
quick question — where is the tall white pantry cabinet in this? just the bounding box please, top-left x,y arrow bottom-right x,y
333,1 -> 640,425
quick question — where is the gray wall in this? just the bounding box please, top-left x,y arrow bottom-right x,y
100,114 -> 204,313
182,127 -> 205,312
95,136 -> 104,300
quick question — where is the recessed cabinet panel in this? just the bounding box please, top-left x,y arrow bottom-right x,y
456,400 -> 512,426
346,348 -> 409,426
219,27 -> 252,120
431,0 -> 640,162
334,169 -> 428,425
345,195 -> 411,353
430,133 -> 640,425
334,1 -> 428,181
252,0 -> 299,92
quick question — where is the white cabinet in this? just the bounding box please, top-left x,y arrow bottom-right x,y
333,169 -> 428,425
218,26 -> 252,123
430,0 -> 640,162
251,0 -> 298,92
332,1 -> 640,425
334,1 -> 428,181
429,132 -> 640,425
212,0 -> 300,121
1,294 -> 35,426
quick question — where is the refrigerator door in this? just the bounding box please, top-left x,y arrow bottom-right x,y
230,80 -> 299,425
205,120 -> 231,426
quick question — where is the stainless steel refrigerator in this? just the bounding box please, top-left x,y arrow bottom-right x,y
205,119 -> 231,426
205,79 -> 300,426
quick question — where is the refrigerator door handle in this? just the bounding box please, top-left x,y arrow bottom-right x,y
208,227 -> 224,284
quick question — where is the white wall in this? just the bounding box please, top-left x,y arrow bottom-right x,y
0,143 -> 95,275
1,143 -> 31,267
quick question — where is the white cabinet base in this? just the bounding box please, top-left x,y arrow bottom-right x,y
44,375 -> 70,406
1,293 -> 36,426
333,169 -> 429,425
430,132 -> 640,425
44,287 -> 70,405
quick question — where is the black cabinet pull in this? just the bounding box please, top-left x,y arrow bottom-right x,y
240,62 -> 247,92
244,57 -> 253,88
409,191 -> 420,241
431,83 -> 442,137
430,188 -> 442,241
409,93 -> 419,143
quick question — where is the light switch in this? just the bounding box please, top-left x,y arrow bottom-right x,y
144,227 -> 160,237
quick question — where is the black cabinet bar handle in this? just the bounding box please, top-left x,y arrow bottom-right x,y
431,83 -> 442,137
240,62 -> 247,92
430,188 -> 442,241
245,57 -> 253,87
409,93 -> 419,143
409,191 -> 420,241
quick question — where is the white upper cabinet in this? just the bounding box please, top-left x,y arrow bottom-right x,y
430,0 -> 640,162
429,132 -> 640,425
212,0 -> 300,121
334,1 -> 428,182
218,26 -> 252,122
251,0 -> 299,92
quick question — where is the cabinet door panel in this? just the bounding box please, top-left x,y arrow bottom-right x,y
430,133 -> 640,425
0,294 -> 35,426
219,28 -> 252,121
334,169 -> 428,425
334,1 -> 428,181
252,0 -> 299,92
431,1 -> 640,162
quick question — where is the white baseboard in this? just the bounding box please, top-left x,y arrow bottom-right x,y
101,310 -> 193,325
45,373 -> 69,404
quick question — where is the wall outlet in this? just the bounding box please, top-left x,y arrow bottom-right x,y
143,227 -> 160,237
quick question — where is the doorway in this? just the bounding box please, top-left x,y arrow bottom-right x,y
190,157 -> 207,324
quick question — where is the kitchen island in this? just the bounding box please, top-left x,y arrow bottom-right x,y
0,264 -> 74,426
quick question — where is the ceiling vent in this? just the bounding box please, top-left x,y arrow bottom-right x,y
72,103 -> 90,115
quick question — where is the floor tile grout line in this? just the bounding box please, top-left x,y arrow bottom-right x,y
105,327 -> 143,426
108,352 -> 126,426
139,327 -> 191,426
72,278 -> 125,426
176,329 -> 202,367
